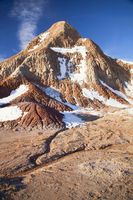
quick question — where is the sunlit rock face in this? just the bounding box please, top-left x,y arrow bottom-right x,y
0,21 -> 133,130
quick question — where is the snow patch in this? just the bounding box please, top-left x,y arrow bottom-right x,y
82,88 -> 128,108
100,80 -> 133,104
44,87 -> 62,102
83,88 -> 105,102
39,86 -> 79,110
0,85 -> 29,106
57,57 -> 67,80
51,46 -> 87,54
51,46 -> 88,84
62,107 -> 102,129
0,106 -> 22,122
124,80 -> 133,99
57,57 -> 75,81
62,111 -> 84,128
105,99 -> 128,108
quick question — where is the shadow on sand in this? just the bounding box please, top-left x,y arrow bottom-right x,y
0,176 -> 26,200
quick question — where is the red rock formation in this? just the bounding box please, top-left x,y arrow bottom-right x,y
0,102 -> 64,130
19,102 -> 64,129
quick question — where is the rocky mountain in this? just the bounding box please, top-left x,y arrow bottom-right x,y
0,21 -> 133,200
0,21 -> 133,130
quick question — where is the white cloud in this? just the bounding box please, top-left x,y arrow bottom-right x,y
11,0 -> 47,50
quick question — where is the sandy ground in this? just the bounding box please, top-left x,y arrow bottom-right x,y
0,108 -> 133,200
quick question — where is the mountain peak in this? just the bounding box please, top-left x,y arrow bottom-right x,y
49,20 -> 77,32
50,20 -> 70,27
26,21 -> 81,51
0,20 -> 132,131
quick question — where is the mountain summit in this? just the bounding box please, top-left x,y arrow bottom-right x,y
0,21 -> 133,130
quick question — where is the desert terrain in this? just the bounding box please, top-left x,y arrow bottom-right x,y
0,107 -> 133,200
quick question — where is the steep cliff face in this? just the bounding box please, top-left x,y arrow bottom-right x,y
0,21 -> 133,130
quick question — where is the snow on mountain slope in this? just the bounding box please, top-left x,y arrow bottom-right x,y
51,46 -> 88,84
82,88 -> 128,108
51,46 -> 87,54
100,80 -> 133,104
124,80 -> 133,99
62,111 -> 85,128
57,57 -> 68,80
0,106 -> 23,122
0,85 -> 29,106
38,85 -> 79,110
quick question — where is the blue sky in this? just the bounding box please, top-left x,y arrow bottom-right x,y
0,0 -> 133,61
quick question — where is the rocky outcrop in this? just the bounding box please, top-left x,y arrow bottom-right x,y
19,102 -> 64,129
0,102 -> 64,130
